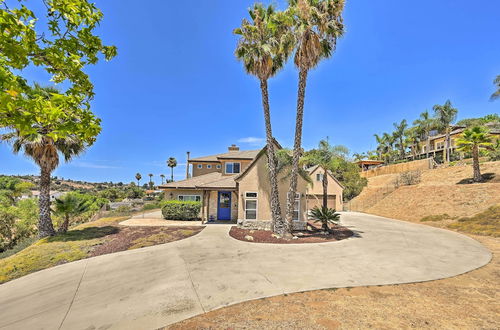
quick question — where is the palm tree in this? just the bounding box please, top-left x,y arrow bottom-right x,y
433,100 -> 458,163
301,139 -> 346,208
234,4 -> 294,235
1,86 -> 89,238
310,206 -> 340,233
456,127 -> 493,182
160,174 -> 165,185
491,75 -> 500,101
405,126 -> 421,160
285,0 -> 346,232
167,157 -> 177,182
393,119 -> 408,160
373,134 -> 385,160
52,194 -> 90,233
148,173 -> 153,189
135,173 -> 142,187
413,110 -> 435,158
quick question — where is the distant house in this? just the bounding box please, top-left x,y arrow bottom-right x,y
26,191 -> 66,201
356,160 -> 385,171
159,141 -> 344,229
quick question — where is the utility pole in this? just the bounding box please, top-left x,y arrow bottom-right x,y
186,151 -> 190,179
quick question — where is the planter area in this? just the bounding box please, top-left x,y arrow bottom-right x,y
229,222 -> 353,244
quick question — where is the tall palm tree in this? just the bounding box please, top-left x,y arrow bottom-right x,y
167,157 -> 177,182
413,110 -> 435,158
393,119 -> 408,160
148,173 -> 153,189
373,134 -> 385,160
404,126 -> 421,160
135,173 -> 142,187
433,100 -> 458,163
52,194 -> 90,233
234,4 -> 294,235
1,86 -> 90,238
301,139 -> 346,208
456,126 -> 492,182
491,75 -> 500,101
160,174 -> 165,185
285,0 -> 345,232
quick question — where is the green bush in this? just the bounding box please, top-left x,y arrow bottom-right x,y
142,202 -> 161,211
161,201 -> 201,221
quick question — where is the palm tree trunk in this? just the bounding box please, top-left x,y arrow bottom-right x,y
444,128 -> 450,163
285,68 -> 309,234
322,168 -> 328,209
39,166 -> 56,237
426,135 -> 430,159
171,167 -> 174,182
260,79 -> 284,235
58,214 -> 70,233
472,145 -> 482,182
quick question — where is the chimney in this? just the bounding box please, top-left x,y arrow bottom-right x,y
186,151 -> 190,179
228,144 -> 239,152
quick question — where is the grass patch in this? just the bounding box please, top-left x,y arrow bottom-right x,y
420,214 -> 451,222
448,205 -> 500,237
0,236 -> 38,260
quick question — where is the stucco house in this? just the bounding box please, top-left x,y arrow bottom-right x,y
159,142 -> 344,230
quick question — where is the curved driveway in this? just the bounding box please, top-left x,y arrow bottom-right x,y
0,212 -> 491,330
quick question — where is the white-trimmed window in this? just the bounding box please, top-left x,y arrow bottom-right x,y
225,162 -> 241,174
178,195 -> 201,202
207,164 -> 212,169
293,193 -> 300,221
244,192 -> 258,220
216,164 -> 221,169
197,164 -> 202,169
316,173 -> 324,182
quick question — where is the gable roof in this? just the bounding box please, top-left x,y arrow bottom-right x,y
159,172 -> 237,190
189,149 -> 261,162
307,165 -> 345,190
233,139 -> 282,182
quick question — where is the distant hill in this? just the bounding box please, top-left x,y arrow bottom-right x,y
0,175 -> 133,192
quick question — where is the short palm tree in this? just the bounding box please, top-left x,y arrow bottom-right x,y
1,86 -> 89,237
160,174 -> 166,185
491,75 -> 500,101
413,110 -> 435,158
310,206 -> 340,233
135,173 -> 142,187
167,157 -> 177,182
433,100 -> 458,163
234,4 -> 294,235
285,0 -> 345,231
52,194 -> 90,233
456,126 -> 493,182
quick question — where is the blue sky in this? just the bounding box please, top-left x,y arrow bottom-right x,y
1,0 -> 499,184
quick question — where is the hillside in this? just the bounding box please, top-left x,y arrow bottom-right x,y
349,161 -> 500,223
0,175 -> 131,192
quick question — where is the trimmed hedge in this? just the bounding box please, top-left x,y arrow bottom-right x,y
161,201 -> 201,221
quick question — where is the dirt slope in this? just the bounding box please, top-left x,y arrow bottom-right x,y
350,161 -> 500,222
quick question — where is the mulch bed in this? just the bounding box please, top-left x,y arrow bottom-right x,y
89,225 -> 203,257
229,222 -> 353,244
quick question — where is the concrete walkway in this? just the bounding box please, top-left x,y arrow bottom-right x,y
0,212 -> 491,330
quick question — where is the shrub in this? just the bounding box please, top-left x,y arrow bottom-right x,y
448,205 -> 500,237
394,170 -> 422,187
420,214 -> 451,222
161,201 -> 201,221
142,202 -> 161,211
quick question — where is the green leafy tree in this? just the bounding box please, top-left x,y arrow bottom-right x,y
52,193 -> 90,233
413,110 -> 436,158
135,173 -> 142,187
456,127 -> 493,182
285,0 -> 346,233
167,157 -> 177,182
310,206 -> 340,232
491,75 -> 500,101
433,100 -> 458,163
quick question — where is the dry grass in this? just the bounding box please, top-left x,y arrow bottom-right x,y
166,235 -> 499,330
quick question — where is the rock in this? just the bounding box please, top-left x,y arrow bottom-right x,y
296,232 -> 304,236
307,225 -> 313,231
271,234 -> 281,238
244,235 -> 254,241
292,236 -> 298,240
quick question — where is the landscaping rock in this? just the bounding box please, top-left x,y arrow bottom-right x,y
244,235 -> 254,241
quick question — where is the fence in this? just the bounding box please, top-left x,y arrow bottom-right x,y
344,184 -> 397,212
359,158 -> 434,178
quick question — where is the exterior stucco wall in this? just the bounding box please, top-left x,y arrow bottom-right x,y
307,167 -> 343,210
190,162 -> 221,177
237,153 -> 308,224
162,189 -> 204,219
221,159 -> 252,176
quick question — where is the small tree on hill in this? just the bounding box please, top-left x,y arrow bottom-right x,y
456,127 -> 493,182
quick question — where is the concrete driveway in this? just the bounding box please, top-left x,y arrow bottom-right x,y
0,212 -> 491,330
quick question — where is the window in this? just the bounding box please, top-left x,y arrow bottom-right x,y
244,192 -> 258,220
225,162 -> 241,174
316,173 -> 324,182
216,164 -> 221,169
178,195 -> 201,202
197,164 -> 202,169
293,193 -> 300,221
207,164 -> 212,169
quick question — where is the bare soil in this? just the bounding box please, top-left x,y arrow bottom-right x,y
166,234 -> 499,330
229,223 -> 353,244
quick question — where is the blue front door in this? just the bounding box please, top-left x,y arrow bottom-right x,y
217,191 -> 231,220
